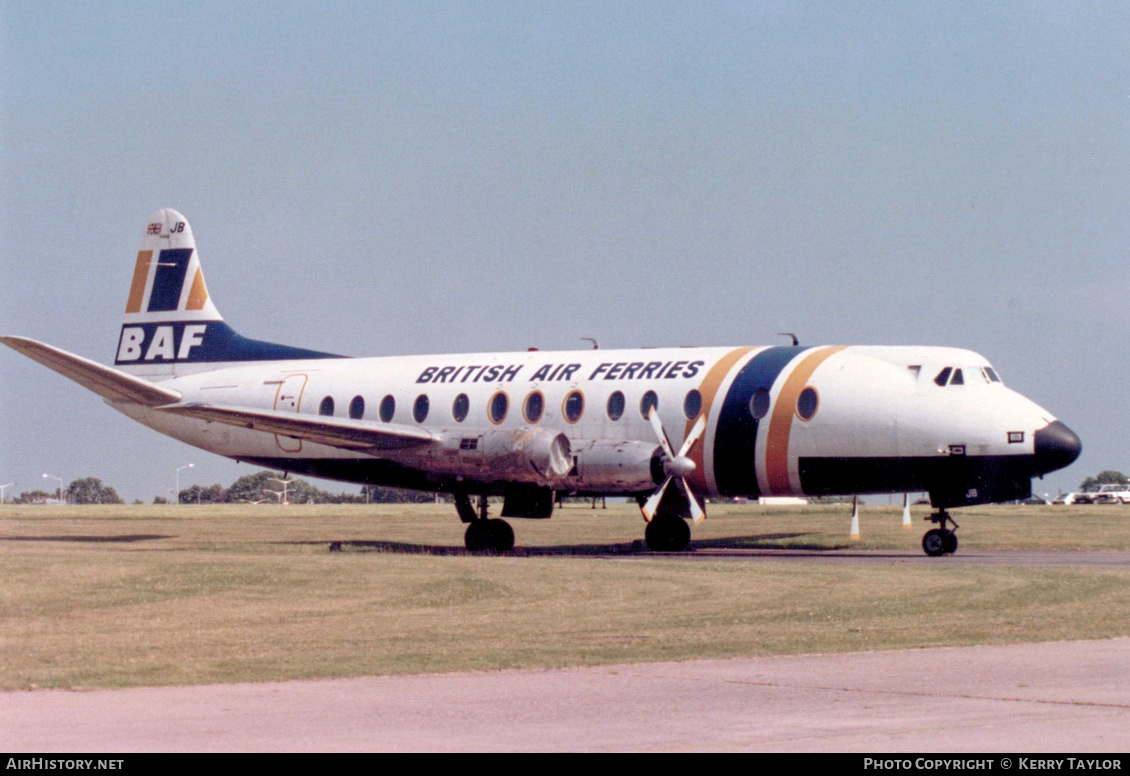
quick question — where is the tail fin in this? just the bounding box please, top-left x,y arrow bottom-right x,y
115,209 -> 341,378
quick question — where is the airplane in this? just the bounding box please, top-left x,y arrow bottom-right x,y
2,209 -> 1082,555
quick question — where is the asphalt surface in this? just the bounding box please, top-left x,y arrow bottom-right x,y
3,638 -> 1128,752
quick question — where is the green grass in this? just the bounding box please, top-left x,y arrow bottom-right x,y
2,502 -> 1128,689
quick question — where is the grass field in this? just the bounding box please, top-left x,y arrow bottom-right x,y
2,502 -> 1129,690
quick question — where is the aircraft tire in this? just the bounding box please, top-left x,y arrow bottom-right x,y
465,519 -> 514,553
941,529 -> 958,554
645,516 -> 690,552
922,529 -> 947,557
488,518 -> 515,553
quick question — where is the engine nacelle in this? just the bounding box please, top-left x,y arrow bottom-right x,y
567,439 -> 660,492
430,427 -> 572,483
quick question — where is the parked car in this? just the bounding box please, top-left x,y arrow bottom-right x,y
1095,484 -> 1130,504
1052,493 -> 1091,505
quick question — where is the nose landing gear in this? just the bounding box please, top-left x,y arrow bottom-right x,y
644,515 -> 691,552
922,509 -> 959,557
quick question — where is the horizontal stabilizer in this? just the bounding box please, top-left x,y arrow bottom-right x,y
156,402 -> 435,452
1,336 -> 182,406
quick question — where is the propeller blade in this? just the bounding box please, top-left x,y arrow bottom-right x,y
648,408 -> 674,459
676,414 -> 706,459
641,476 -> 672,522
676,478 -> 706,525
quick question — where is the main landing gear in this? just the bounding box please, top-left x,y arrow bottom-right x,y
922,509 -> 959,557
455,493 -> 515,554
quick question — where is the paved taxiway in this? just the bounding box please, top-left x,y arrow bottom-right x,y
3,638 -> 1127,752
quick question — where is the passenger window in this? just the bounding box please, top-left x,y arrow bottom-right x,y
413,394 -> 429,423
796,386 -> 819,420
749,387 -> 770,420
606,391 -> 625,421
934,367 -> 952,387
379,395 -> 395,422
523,391 -> 544,423
489,392 -> 509,424
563,390 -> 584,423
683,389 -> 702,419
452,393 -> 469,423
639,391 -> 658,419
348,395 -> 365,420
319,396 -> 335,416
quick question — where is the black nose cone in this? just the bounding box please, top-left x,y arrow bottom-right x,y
1033,421 -> 1082,475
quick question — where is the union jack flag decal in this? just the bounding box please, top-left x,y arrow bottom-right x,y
146,223 -> 161,235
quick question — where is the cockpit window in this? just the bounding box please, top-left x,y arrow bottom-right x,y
935,365 -> 999,387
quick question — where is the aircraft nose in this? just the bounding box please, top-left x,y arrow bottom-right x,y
1033,420 -> 1082,475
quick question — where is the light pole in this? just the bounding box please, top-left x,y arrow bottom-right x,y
270,476 -> 291,505
0,483 -> 14,504
175,463 -> 195,505
42,473 -> 64,504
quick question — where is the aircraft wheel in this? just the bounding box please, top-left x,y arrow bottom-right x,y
487,518 -> 515,553
465,521 -> 489,553
942,529 -> 958,555
465,519 -> 514,553
922,528 -> 946,557
645,516 -> 690,552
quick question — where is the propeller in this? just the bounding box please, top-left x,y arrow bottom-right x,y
642,409 -> 707,524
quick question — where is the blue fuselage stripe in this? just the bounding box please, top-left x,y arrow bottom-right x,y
712,345 -> 808,496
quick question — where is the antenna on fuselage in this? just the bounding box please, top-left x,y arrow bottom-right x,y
581,337 -> 599,349
778,332 -> 799,346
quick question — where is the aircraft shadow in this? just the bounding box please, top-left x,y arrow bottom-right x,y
0,534 -> 174,543
283,532 -> 848,557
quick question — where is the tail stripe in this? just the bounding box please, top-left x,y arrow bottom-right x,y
125,251 -> 152,313
147,249 -> 193,312
186,268 -> 209,311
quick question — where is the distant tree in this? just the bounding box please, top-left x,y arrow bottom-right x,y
65,478 -> 123,504
179,483 -> 227,504
1079,470 -> 1127,492
220,470 -> 435,505
360,484 -> 435,504
225,471 -> 273,502
16,489 -> 53,504
153,496 -> 169,504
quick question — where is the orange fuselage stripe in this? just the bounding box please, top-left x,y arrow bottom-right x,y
765,346 -> 846,494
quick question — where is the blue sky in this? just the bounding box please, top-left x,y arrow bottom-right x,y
2,1 -> 1128,502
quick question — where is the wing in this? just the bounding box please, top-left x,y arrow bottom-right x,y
1,336 -> 182,406
156,402 -> 435,452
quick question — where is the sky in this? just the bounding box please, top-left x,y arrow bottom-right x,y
2,1 -> 1128,504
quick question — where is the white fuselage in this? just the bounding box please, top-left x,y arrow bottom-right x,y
113,343 -> 1059,505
